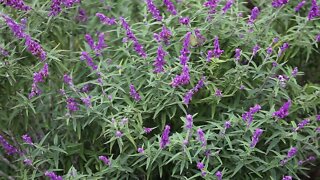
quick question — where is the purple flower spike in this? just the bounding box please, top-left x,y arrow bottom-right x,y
96,13 -> 116,25
248,7 -> 260,25
80,52 -> 98,70
316,34 -> 320,42
292,67 -> 298,77
0,135 -> 19,155
1,0 -> 31,11
295,1 -> 306,12
282,176 -> 292,180
81,96 -> 92,107
49,0 -> 63,16
129,84 -> 141,102
252,44 -> 260,56
171,65 -> 190,87
179,32 -> 192,65
308,0 -> 320,21
22,134 -> 33,145
203,0 -> 220,14
137,147 -> 144,153
272,0 -> 289,8
153,45 -> 167,73
316,115 -> 320,121
76,9 -> 88,22
196,162 -> 204,170
273,100 -> 291,119
197,128 -> 207,147
66,97 -> 79,113
207,36 -> 224,61
185,114 -> 193,129
250,128 -> 263,148
224,120 -> 231,129
163,0 -> 177,15
23,159 -> 32,166
242,104 -> 261,126
115,131 -> 123,138
278,42 -> 289,56
215,89 -> 222,97
154,26 -> 172,45
99,155 -> 111,166
295,119 -> 310,131
234,48 -> 241,61
222,0 -> 233,14
267,47 -> 273,54
145,0 -> 162,21
216,171 -> 222,180
160,125 -> 171,149
44,171 -> 63,180
179,17 -> 190,25
287,147 -> 298,158
143,127 -> 154,134
63,74 -> 73,86
183,77 -> 205,105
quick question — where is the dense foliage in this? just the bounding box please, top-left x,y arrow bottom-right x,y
0,0 -> 320,179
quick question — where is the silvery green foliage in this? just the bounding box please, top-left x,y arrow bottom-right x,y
0,0 -> 319,179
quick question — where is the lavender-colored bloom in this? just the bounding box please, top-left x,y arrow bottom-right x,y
272,61 -> 278,67
273,37 -> 279,43
84,34 -> 95,50
194,76 -> 205,92
197,128 -> 206,147
278,42 -> 289,56
95,32 -> 107,55
44,171 -> 63,180
248,7 -> 260,25
22,134 -> 33,145
216,171 -> 222,180
99,155 -> 111,166
63,74 -> 73,86
29,63 -> 49,99
80,52 -> 98,70
282,176 -> 292,180
215,89 -> 222,97
0,47 -> 9,57
154,26 -> 172,45
160,125 -> 171,149
81,96 -> 92,107
203,0 -> 220,14
183,77 -> 205,105
316,115 -> 320,121
63,0 -> 80,8
252,44 -> 260,56
273,100 -> 291,119
119,17 -> 147,58
2,15 -> 26,39
194,29 -> 206,46
292,67 -> 298,77
23,159 -> 32,166
224,121 -> 231,129
49,0 -> 63,16
145,0 -> 162,21
295,1 -> 306,12
185,114 -> 193,129
242,104 -> 261,126
143,127 -> 154,134
207,36 -> 224,61
267,47 -> 273,54
222,0 -> 233,14
234,48 -> 241,61
308,0 -> 320,20
96,13 -> 116,25
197,162 -> 204,170
0,135 -> 19,155
295,119 -> 310,131
171,65 -> 190,87
0,0 -> 31,11
278,75 -> 289,88
163,0 -> 177,15
272,0 -> 289,8
315,34 -> 320,42
115,131 -> 123,137
179,32 -> 192,65
250,128 -> 263,148
24,36 -> 47,61
153,45 -> 167,73
81,84 -> 91,93
137,147 -> 144,153
66,97 -> 79,112
179,17 -> 190,25
287,147 -> 298,158
129,84 -> 141,101
76,9 -> 88,22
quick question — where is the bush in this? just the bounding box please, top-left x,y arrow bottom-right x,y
0,0 -> 319,179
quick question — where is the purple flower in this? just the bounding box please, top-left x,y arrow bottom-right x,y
81,96 -> 92,107
295,119 -> 310,131
273,37 -> 279,43
163,0 -> 177,15
194,29 -> 206,46
63,0 -> 80,8
95,32 -> 107,55
23,159 -> 32,166
24,36 -> 47,61
185,114 -> 193,129
137,147 -> 144,153
295,1 -> 306,12
316,115 -> 320,121
145,0 -> 162,21
96,13 -> 116,25
197,162 -> 205,170
99,155 -> 111,166
222,0 -> 233,14
273,100 -> 291,119
203,0 -> 220,14
115,131 -> 123,138
282,176 -> 292,180
207,36 -> 224,61
267,47 -> 273,54
44,171 -> 63,180
248,7 -> 260,25
278,75 -> 289,87
63,74 -> 73,86
183,77 -> 205,105
287,147 -> 298,158
278,42 -> 289,56
29,63 -> 49,99
80,52 -> 98,70
0,0 -> 31,11
272,0 -> 289,8
85,34 -> 95,50
197,128 -> 206,147
143,127 -> 154,134
250,128 -> 263,148
119,17 -> 147,58
0,134 -> 19,155
224,120 -> 231,129
316,34 -> 320,42
308,0 -> 320,20
129,84 -> 141,102
22,134 -> 33,145
154,26 -> 172,45
216,171 -> 222,180
81,84 -> 91,93
215,89 -> 222,97
0,47 -> 9,57
153,45 -> 167,73
252,44 -> 260,56
160,125 -> 171,149
179,32 -> 192,65
76,9 -> 88,22
292,67 -> 298,77
242,104 -> 261,126
179,17 -> 190,25
49,0 -> 63,16
171,65 -> 190,87
234,48 -> 241,61
66,97 -> 79,112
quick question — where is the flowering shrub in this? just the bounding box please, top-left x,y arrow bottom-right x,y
0,0 -> 320,179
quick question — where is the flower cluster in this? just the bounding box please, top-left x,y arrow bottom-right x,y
0,0 -> 31,11
298,156 -> 316,165
203,0 -> 220,14
171,65 -> 190,87
163,0 -> 177,15
308,0 -> 320,20
197,128 -> 207,147
234,48 -> 241,61
179,17 -> 190,25
66,97 -> 79,113
250,128 -> 263,148
22,134 -> 33,145
29,63 -> 49,99
85,33 -> 107,56
153,45 -> 167,73
185,114 -> 193,129
154,26 -> 172,45
99,155 -> 110,165
277,75 -> 289,88
179,32 -> 192,65
76,9 -> 88,22
207,36 -> 224,61
273,100 -> 291,119
196,162 -> 206,176
44,171 -> 63,180
183,76 -> 205,105
0,47 -> 9,56
272,0 -> 289,8
49,0 -> 80,16
248,7 -> 260,25
294,119 -> 310,131
242,104 -> 261,126
145,0 -> 162,21
96,13 -> 116,25
278,42 -> 289,56
160,125 -> 171,149
294,1 -> 306,12
0,134 -> 19,155
216,171 -> 222,180
282,176 -> 292,180
129,84 -> 141,102
80,52 -> 98,70
281,147 -> 298,165
222,0 -> 233,14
